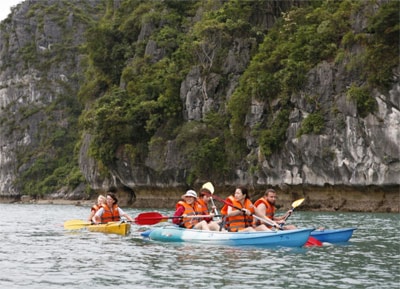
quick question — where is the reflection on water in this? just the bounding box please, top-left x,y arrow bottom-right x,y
0,204 -> 398,289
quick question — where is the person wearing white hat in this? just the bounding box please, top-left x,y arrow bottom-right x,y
197,187 -> 221,231
182,190 -> 197,199
172,189 -> 211,230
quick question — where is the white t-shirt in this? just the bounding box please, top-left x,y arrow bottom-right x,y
94,207 -> 126,218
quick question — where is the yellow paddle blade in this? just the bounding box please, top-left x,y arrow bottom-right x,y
291,198 -> 305,209
64,219 -> 92,230
201,182 -> 215,194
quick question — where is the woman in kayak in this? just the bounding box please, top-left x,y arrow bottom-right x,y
92,192 -> 135,224
87,195 -> 106,222
222,186 -> 272,232
197,187 -> 221,231
172,190 -> 212,230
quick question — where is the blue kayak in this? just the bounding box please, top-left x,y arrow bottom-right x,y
310,227 -> 356,243
143,226 -> 314,248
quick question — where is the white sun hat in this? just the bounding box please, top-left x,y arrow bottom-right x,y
181,190 -> 197,199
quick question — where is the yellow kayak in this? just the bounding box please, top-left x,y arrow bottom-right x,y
87,222 -> 131,236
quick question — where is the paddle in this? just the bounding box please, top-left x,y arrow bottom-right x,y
134,211 -> 219,225
201,182 -> 220,220
279,198 -> 305,229
279,198 -> 323,247
206,192 -> 281,230
305,236 -> 323,247
64,219 -> 93,230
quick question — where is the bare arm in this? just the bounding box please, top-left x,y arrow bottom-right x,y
118,208 -> 135,222
254,205 -> 280,227
226,206 -> 244,218
121,213 -> 135,222
88,210 -> 95,222
256,203 -> 266,218
92,208 -> 103,224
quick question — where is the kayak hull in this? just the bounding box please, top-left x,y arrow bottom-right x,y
310,227 -> 356,243
147,226 -> 314,247
87,222 -> 131,236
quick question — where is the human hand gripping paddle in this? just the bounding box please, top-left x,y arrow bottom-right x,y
280,198 -> 323,247
204,192 -> 282,230
201,182 -> 220,221
279,198 -> 305,229
134,211 -> 220,226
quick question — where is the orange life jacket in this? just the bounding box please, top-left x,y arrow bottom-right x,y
224,198 -> 254,232
254,197 -> 275,226
220,195 -> 235,215
91,204 -> 102,213
101,204 -> 120,223
176,201 -> 203,229
196,198 -> 209,215
196,198 -> 215,223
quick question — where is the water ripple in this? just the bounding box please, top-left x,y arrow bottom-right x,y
0,205 -> 398,289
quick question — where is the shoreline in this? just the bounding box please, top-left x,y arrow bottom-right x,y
1,186 -> 399,213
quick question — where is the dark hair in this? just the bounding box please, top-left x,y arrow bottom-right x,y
265,188 -> 276,196
107,192 -> 118,204
199,188 -> 211,196
236,186 -> 250,199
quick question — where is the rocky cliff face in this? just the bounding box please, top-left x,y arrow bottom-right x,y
0,1 -> 398,212
0,0 -> 103,198
91,0 -> 399,188
253,61 -> 399,187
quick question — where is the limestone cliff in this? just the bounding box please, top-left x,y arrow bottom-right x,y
0,1 -> 398,212
0,0 -> 104,198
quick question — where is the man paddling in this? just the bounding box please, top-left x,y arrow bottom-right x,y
254,188 -> 296,230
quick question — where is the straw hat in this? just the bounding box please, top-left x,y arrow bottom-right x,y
181,190 -> 197,199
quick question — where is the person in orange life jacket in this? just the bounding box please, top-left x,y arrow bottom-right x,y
172,190 -> 211,230
92,192 -> 135,224
254,188 -> 296,230
87,195 -> 106,222
197,188 -> 221,231
222,186 -> 271,232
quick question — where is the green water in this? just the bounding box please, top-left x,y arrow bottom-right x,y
0,204 -> 398,288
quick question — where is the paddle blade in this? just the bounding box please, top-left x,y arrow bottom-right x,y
291,198 -> 305,209
64,219 -> 92,230
134,212 -> 166,225
305,236 -> 323,247
202,182 -> 215,194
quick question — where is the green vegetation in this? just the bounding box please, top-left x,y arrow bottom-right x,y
76,0 -> 400,184
80,0 -> 193,165
228,0 -> 353,157
3,0 -> 396,194
15,88 -> 85,197
9,1 -> 105,197
346,84 -> 377,118
175,112 -> 230,184
259,110 -> 291,157
297,112 -> 325,137
79,0 -> 267,183
363,1 -> 399,91
340,1 -> 399,94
